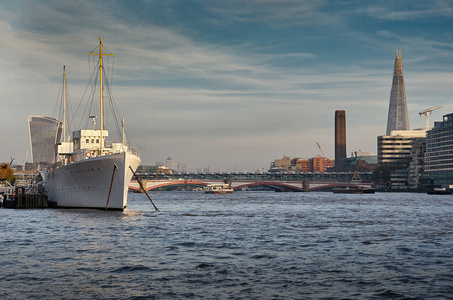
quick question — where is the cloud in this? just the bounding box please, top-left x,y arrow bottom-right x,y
201,0 -> 343,27
356,1 -> 453,21
1,1 -> 453,171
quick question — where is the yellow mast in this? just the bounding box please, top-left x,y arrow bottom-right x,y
88,37 -> 114,155
63,66 -> 66,142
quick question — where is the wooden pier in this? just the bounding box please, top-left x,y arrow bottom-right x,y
2,187 -> 48,209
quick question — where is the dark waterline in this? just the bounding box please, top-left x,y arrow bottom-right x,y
1,192 -> 453,299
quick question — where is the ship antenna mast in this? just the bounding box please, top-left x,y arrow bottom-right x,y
122,117 -> 125,145
63,66 -> 66,142
88,37 -> 114,155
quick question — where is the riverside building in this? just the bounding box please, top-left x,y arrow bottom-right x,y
378,130 -> 427,166
376,50 -> 428,189
408,138 -> 426,189
386,50 -> 409,135
424,113 -> 453,187
270,156 -> 334,173
343,151 -> 378,172
378,50 -> 417,167
377,130 -> 426,189
28,115 -> 62,167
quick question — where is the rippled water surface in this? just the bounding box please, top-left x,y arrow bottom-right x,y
1,192 -> 453,299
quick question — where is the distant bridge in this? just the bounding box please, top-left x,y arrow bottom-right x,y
129,172 -> 374,192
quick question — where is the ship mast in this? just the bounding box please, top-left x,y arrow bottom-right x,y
63,66 -> 66,142
88,37 -> 114,155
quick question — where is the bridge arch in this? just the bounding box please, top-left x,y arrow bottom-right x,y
308,182 -> 373,192
129,179 -> 373,193
147,181 -> 207,191
234,182 -> 304,192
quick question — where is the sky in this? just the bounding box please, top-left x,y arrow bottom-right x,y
1,0 -> 453,172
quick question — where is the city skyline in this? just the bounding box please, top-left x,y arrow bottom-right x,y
1,1 -> 453,172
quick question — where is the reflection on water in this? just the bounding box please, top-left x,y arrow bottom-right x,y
1,192 -> 453,299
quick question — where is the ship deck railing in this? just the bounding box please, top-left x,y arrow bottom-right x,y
128,146 -> 140,157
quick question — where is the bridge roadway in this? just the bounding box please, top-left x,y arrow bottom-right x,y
129,172 -> 374,192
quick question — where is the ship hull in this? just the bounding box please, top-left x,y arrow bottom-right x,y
204,191 -> 233,194
42,152 -> 140,210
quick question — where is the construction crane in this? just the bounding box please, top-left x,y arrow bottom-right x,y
419,104 -> 444,130
316,142 -> 326,160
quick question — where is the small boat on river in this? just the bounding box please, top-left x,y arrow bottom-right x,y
427,188 -> 453,195
333,187 -> 375,194
204,183 -> 234,194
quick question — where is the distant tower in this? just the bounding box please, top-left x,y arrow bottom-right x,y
165,157 -> 174,171
28,115 -> 62,166
386,50 -> 409,135
335,110 -> 346,172
177,163 -> 187,173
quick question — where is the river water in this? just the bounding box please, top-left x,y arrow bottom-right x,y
1,192 -> 453,299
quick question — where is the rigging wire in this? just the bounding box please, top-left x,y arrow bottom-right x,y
53,74 -> 63,121
56,45 -> 130,147
63,74 -> 72,141
65,81 -> 75,140
52,71 -> 71,142
103,69 -> 123,141
74,55 -> 99,131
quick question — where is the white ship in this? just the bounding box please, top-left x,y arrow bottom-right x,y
41,38 -> 140,210
204,183 -> 234,194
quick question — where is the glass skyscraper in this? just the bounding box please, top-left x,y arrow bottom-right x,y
28,115 -> 62,165
425,113 -> 453,187
386,50 -> 409,135
378,50 -> 420,170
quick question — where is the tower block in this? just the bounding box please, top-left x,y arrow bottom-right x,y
386,50 -> 409,135
335,110 -> 346,172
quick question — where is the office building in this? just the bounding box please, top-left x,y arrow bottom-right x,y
165,157 -> 174,171
424,113 -> 453,187
408,138 -> 426,189
177,163 -> 187,173
295,158 -> 311,172
28,115 -> 62,165
377,130 -> 426,167
270,156 -> 334,173
136,165 -> 158,174
344,151 -> 378,172
377,131 -> 426,190
386,50 -> 409,135
271,156 -> 293,171
311,156 -> 335,173
376,51 -> 427,189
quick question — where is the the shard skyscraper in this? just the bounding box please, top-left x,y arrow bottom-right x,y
386,50 -> 409,135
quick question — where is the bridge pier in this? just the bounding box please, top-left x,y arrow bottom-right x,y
303,180 -> 309,192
